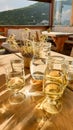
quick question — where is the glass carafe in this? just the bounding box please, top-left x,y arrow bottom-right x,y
30,41 -> 51,80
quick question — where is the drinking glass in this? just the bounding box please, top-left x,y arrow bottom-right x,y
43,56 -> 68,114
30,41 -> 51,80
6,58 -> 25,104
34,56 -> 68,129
68,61 -> 73,88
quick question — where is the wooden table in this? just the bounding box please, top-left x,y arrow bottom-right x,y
42,31 -> 73,52
0,52 -> 73,130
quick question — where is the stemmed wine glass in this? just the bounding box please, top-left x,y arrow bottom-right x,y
6,58 -> 25,104
42,56 -> 68,113
35,56 -> 68,129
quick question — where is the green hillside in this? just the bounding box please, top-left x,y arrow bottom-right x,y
0,3 -> 49,25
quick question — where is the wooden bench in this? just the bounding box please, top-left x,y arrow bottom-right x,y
52,26 -> 73,55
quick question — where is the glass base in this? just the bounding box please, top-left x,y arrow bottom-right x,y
42,97 -> 62,114
9,92 -> 25,104
34,96 -> 62,129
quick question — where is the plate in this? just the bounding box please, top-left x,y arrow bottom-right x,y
1,42 -> 18,53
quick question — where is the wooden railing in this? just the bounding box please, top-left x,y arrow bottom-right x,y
0,25 -> 49,37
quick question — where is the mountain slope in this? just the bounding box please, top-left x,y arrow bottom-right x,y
0,3 -> 49,25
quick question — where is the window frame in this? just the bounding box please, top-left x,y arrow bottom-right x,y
0,0 -> 54,28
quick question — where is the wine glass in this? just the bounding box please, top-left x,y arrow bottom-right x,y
35,56 -> 68,129
43,56 -> 68,113
6,58 -> 25,104
67,61 -> 73,89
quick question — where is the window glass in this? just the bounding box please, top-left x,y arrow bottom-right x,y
0,0 -> 50,26
53,0 -> 72,26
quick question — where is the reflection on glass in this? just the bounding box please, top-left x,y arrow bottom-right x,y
54,0 -> 72,25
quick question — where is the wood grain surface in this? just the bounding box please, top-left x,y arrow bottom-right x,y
0,52 -> 73,130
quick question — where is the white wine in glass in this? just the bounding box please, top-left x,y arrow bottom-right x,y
6,58 -> 25,104
43,56 -> 68,114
